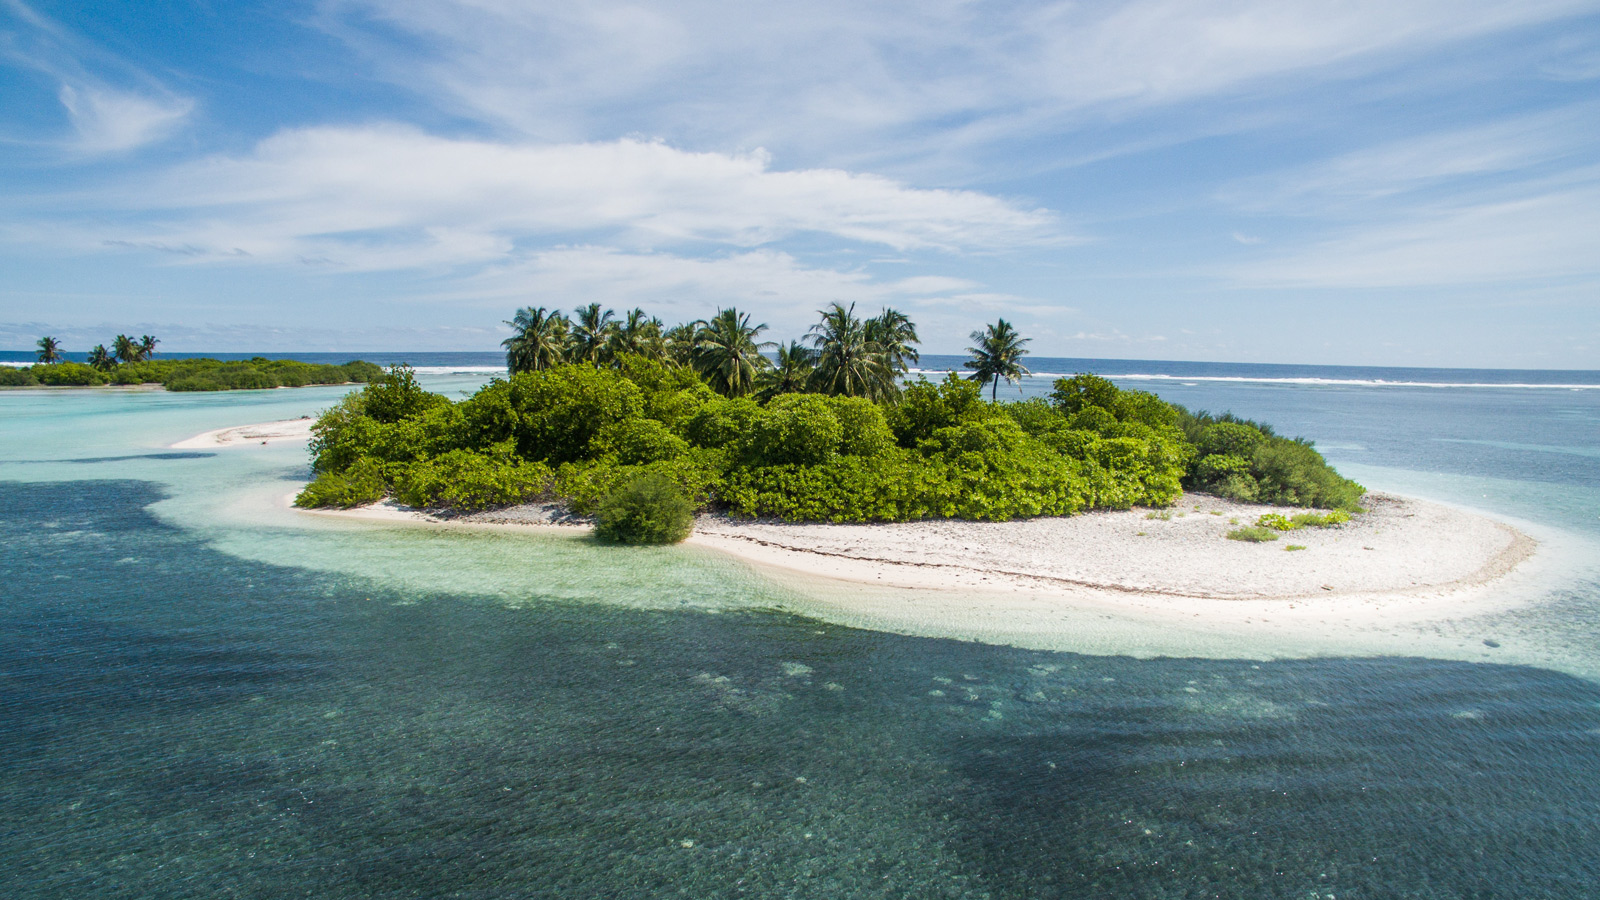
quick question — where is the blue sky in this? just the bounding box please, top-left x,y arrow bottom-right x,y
2,0 -> 1597,367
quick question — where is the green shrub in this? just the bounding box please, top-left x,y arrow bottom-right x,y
744,394 -> 844,466
595,418 -> 690,465
1256,513 -> 1299,531
362,365 -> 447,423
684,397 -> 761,448
1226,526 -> 1280,543
828,396 -> 895,457
1285,544 -> 1307,552
34,362 -> 108,386
459,365 -> 644,463
1197,422 -> 1267,459
1049,373 -> 1122,416
1291,510 -> 1351,527
0,366 -> 39,386
890,374 -> 985,446
593,472 -> 695,544
1252,438 -> 1365,510
294,458 -> 388,508
394,447 -> 550,511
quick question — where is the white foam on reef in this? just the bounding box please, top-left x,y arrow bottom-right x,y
904,366 -> 1599,390
409,365 -> 506,376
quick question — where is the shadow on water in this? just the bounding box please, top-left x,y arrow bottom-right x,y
2,480 -> 1598,899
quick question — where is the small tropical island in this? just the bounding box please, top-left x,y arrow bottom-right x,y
3,333 -> 380,390
294,303 -> 1367,537
197,301 -> 1529,646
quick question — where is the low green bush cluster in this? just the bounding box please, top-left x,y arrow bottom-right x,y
1256,509 -> 1353,531
593,473 -> 695,544
0,366 -> 40,386
1180,411 -> 1365,510
12,358 -> 378,391
293,360 -> 1362,529
1226,526 -> 1280,543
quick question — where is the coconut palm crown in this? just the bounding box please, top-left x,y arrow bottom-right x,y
864,308 -> 919,375
806,302 -> 897,401
87,345 -> 114,371
964,318 -> 1032,400
112,334 -> 140,364
691,308 -> 773,397
35,335 -> 62,364
503,306 -> 570,374
568,303 -> 618,364
758,340 -> 817,400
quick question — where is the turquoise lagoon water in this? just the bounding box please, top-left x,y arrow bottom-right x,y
3,368 -> 1600,898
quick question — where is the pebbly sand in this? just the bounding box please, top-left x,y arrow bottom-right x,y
194,419 -> 1551,660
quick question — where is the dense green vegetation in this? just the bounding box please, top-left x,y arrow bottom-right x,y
594,473 -> 696,544
6,354 -> 381,390
295,325 -> 1365,528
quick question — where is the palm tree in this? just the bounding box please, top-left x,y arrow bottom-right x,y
608,308 -> 667,361
35,336 -> 62,364
112,334 -> 139,364
964,318 -> 1031,400
807,302 -> 897,401
502,306 -> 570,374
865,308 -> 919,376
758,341 -> 816,400
137,335 -> 159,361
664,321 -> 700,366
87,345 -> 114,371
691,308 -> 773,397
568,303 -> 618,364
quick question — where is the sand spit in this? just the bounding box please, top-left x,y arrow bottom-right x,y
172,417 -> 315,448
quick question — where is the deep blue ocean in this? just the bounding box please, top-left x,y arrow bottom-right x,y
2,355 -> 1599,898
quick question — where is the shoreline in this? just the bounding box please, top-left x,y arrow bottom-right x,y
171,416 -> 316,448
189,418 -> 1548,659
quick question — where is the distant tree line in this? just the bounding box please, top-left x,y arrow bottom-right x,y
3,333 -> 379,390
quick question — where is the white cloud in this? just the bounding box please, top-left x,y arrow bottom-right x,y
75,125 -> 1058,267
56,84 -> 192,153
1225,178 -> 1600,288
1,0 -> 193,153
315,0 -> 1599,162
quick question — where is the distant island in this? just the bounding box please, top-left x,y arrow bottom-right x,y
3,332 -> 380,391
293,303 -> 1365,542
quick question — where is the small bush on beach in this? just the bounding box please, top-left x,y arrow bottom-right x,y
1226,526 -> 1280,543
1256,513 -> 1299,531
294,458 -> 387,508
1145,510 -> 1171,520
1291,510 -> 1350,528
1285,544 -> 1307,551
594,472 -> 695,544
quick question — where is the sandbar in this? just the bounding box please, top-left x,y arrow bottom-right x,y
172,417 -> 315,448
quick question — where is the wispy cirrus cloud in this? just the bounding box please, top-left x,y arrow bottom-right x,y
0,0 -> 193,153
315,0 -> 1600,166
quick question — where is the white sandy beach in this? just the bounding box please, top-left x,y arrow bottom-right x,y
196,419 -> 1547,659
171,417 -> 315,448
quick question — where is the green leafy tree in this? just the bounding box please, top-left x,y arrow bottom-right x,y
691,307 -> 772,397
87,345 -> 115,371
363,364 -> 446,424
112,334 -> 140,364
758,340 -> 816,399
502,306 -> 570,374
568,303 -> 618,364
35,336 -> 62,364
964,318 -> 1031,400
137,335 -> 159,361
807,302 -> 896,400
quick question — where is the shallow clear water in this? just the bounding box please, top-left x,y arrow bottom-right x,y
3,370 -> 1600,898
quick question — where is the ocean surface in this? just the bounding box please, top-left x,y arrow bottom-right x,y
2,357 -> 1599,898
